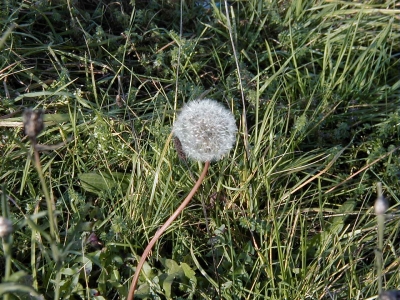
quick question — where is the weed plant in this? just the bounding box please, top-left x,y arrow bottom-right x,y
0,0 -> 400,299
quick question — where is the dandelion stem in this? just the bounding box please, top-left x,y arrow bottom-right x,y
375,182 -> 386,296
1,186 -> 12,300
32,145 -> 59,244
31,144 -> 61,300
127,161 -> 210,300
2,237 -> 12,300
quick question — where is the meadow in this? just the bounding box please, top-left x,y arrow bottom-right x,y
0,0 -> 400,299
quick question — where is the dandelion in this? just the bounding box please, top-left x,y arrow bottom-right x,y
374,189 -> 388,215
379,290 -> 400,300
127,99 -> 237,300
172,99 -> 237,162
0,217 -> 13,238
23,109 -> 44,140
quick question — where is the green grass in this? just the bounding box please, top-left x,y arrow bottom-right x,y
1,0 -> 400,299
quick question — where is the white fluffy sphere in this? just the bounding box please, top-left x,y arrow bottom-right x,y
0,217 -> 13,238
172,99 -> 237,162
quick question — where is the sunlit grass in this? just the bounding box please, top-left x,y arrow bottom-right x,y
0,0 -> 399,299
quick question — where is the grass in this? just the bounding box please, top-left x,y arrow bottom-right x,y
0,0 -> 400,299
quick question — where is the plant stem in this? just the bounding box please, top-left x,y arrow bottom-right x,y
31,145 -> 61,300
33,148 -> 58,243
127,161 -> 210,300
376,182 -> 385,296
1,185 -> 12,300
2,236 -> 12,300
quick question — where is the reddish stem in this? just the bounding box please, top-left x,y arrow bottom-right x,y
127,161 -> 210,300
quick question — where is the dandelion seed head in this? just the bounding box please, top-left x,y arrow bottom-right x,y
379,290 -> 400,300
0,217 -> 13,238
23,109 -> 44,139
172,99 -> 237,162
375,195 -> 388,215
375,183 -> 388,215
